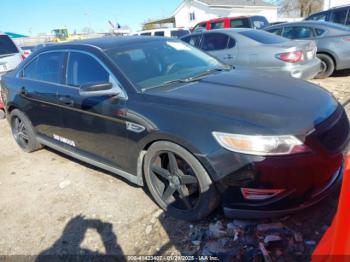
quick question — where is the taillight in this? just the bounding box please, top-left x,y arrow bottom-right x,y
276,51 -> 304,63
343,37 -> 350,42
241,188 -> 285,200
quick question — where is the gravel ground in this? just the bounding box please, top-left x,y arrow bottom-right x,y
0,70 -> 349,261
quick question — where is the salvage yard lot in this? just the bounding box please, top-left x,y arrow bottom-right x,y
0,71 -> 349,260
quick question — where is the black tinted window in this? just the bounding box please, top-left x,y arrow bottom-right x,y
230,18 -> 250,28
171,30 -> 190,38
154,31 -> 164,36
240,30 -> 288,44
0,35 -> 19,55
23,52 -> 65,83
282,26 -> 314,39
67,52 -> 109,87
331,9 -> 348,24
181,34 -> 202,47
201,33 -> 229,51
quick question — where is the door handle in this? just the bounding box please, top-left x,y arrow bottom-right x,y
225,54 -> 233,60
20,87 -> 27,96
59,96 -> 74,107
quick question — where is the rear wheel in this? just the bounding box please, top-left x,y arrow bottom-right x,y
143,141 -> 219,221
316,53 -> 335,79
10,109 -> 42,153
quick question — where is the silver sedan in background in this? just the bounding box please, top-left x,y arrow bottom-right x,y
264,21 -> 350,78
181,28 -> 321,80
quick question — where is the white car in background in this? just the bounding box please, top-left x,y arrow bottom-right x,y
134,28 -> 190,38
0,33 -> 23,77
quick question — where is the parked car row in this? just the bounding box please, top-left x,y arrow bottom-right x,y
181,28 -> 320,80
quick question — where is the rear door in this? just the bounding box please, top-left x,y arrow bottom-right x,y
200,32 -> 238,64
57,50 -> 128,169
18,51 -> 66,137
0,35 -> 22,74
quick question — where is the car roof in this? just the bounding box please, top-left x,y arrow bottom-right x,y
40,36 -> 168,52
265,20 -> 347,29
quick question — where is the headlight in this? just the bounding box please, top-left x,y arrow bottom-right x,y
212,132 -> 309,156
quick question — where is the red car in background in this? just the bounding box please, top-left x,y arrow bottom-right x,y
0,98 -> 5,119
192,15 -> 270,32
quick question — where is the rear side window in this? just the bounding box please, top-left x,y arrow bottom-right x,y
181,34 -> 202,47
0,35 -> 19,55
230,18 -> 250,28
67,52 -> 109,87
315,28 -> 326,36
331,9 -> 348,25
154,31 -> 164,36
251,16 -> 269,29
201,33 -> 229,51
266,27 -> 283,36
282,26 -> 314,39
211,21 -> 224,29
140,32 -> 152,36
22,52 -> 65,84
171,30 -> 190,38
240,30 -> 288,44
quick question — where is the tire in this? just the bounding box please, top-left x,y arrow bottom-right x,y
143,141 -> 219,221
315,54 -> 335,79
10,109 -> 42,153
0,109 -> 5,120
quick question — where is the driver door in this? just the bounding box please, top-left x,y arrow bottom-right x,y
57,51 -> 129,170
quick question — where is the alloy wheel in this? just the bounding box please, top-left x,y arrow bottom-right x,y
149,151 -> 200,211
12,116 -> 30,149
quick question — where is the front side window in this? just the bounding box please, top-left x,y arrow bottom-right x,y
251,16 -> 269,29
193,23 -> 206,32
282,26 -> 314,39
22,52 -> 65,84
201,33 -> 229,51
181,34 -> 202,47
230,18 -> 250,28
67,52 -> 109,87
331,9 -> 348,25
106,39 -> 224,91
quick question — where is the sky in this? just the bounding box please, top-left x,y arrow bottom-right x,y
0,0 -> 183,35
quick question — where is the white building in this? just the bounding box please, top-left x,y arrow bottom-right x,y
173,0 -> 278,28
324,0 -> 350,9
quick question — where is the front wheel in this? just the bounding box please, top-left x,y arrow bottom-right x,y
143,141 -> 219,221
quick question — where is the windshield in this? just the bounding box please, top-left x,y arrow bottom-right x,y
0,35 -> 19,55
106,39 -> 226,91
240,30 -> 288,44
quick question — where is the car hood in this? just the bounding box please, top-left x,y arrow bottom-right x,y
145,69 -> 338,135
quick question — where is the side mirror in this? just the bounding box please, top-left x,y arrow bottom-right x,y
79,82 -> 120,97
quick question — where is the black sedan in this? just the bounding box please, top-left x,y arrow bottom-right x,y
1,36 -> 349,220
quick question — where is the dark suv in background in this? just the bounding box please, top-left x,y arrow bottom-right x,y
305,5 -> 350,27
